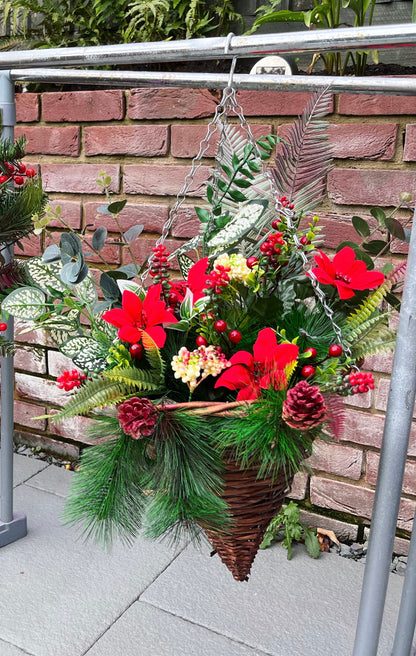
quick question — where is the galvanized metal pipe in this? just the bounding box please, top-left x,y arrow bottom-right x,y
9,68 -> 416,95
352,206 -> 416,655
1,23 -> 416,69
392,513 -> 416,655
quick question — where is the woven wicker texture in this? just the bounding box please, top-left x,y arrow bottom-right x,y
203,458 -> 292,582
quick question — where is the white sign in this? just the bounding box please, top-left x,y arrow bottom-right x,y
250,55 -> 292,76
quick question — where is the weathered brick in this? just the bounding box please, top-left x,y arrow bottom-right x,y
342,408 -> 416,457
404,123 -> 416,161
308,440 -> 363,480
171,207 -> 200,238
128,88 -> 218,120
43,90 -> 125,122
364,352 -> 394,374
14,320 -> 55,348
328,169 -> 416,207
14,399 -> 47,431
14,429 -> 80,460
343,389 -> 374,410
85,125 -> 169,157
15,345 -> 46,374
15,126 -> 80,156
171,123 -> 272,158
15,372 -> 67,406
84,202 -> 169,234
47,350 -> 76,377
124,164 -> 209,197
19,233 -> 42,257
278,122 -> 397,160
287,471 -> 308,500
53,414 -> 97,443
339,92 -> 416,116
376,377 -> 416,417
48,200 -> 82,230
367,451 -> 416,496
16,93 -> 40,122
41,164 -> 120,194
236,90 -> 333,116
298,509 -> 358,541
310,476 -> 415,530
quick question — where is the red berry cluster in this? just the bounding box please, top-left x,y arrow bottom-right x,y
348,371 -> 375,394
150,245 -> 170,290
259,232 -> 286,268
57,369 -> 86,392
205,264 -> 231,295
279,195 -> 294,210
0,162 -> 36,186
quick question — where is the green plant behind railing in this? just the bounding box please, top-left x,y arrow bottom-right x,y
0,0 -> 243,48
247,0 -> 377,76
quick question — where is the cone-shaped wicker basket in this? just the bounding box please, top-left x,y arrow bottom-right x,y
181,400 -> 294,582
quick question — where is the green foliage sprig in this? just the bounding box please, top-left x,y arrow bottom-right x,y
260,501 -> 321,560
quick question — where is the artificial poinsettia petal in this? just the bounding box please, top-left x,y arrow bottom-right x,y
313,251 -> 335,277
215,364 -> 253,391
272,342 -> 300,370
253,328 -> 278,365
118,325 -> 142,344
144,283 -> 162,305
332,246 -> 356,272
188,257 -> 209,289
228,351 -> 255,369
335,281 -> 356,300
236,385 -> 259,401
351,270 -> 385,290
145,326 -> 167,348
102,307 -> 132,329
122,290 -> 143,321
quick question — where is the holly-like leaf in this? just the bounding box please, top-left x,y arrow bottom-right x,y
1,286 -> 46,320
123,225 -> 144,244
352,215 -> 370,238
92,226 -> 107,251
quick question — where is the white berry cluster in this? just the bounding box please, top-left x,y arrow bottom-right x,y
213,253 -> 251,284
171,345 -> 230,391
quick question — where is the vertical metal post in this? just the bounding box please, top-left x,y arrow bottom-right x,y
0,71 -> 27,546
392,510 -> 416,655
352,207 -> 416,656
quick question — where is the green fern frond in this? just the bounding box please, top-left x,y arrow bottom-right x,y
103,365 -> 163,391
344,311 -> 391,345
346,281 -> 391,330
349,327 -> 398,359
52,377 -> 141,421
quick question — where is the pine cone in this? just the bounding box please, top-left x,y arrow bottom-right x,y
117,397 -> 159,439
282,381 -> 327,430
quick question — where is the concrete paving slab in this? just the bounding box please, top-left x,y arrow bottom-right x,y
25,463 -> 73,498
0,454 -> 48,488
0,638 -> 35,656
0,484 -> 185,656
141,541 -> 404,656
85,601 -> 266,656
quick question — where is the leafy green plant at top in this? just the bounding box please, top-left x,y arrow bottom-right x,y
247,0 -> 377,76
260,501 -> 321,560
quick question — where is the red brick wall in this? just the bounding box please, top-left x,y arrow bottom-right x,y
12,87 -> 416,548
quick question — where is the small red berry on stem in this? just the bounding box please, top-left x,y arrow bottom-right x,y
229,330 -> 242,344
214,319 -> 227,333
25,168 -> 36,178
301,365 -> 316,379
129,343 -> 143,360
328,344 -> 343,358
305,347 -> 317,359
246,256 -> 258,269
14,176 -> 24,186
0,322 -> 7,331
196,335 -> 208,347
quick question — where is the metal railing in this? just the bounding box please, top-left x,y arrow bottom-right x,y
1,22 -> 416,656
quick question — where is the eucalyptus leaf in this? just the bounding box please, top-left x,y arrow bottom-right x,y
352,215 -> 370,238
124,225 -> 144,244
370,207 -> 386,225
100,272 -> 122,303
42,244 -> 61,263
97,205 -> 111,214
385,217 -> 406,241
108,199 -> 127,215
116,264 -> 138,278
362,240 -> 389,255
60,232 -> 82,263
92,226 -> 108,251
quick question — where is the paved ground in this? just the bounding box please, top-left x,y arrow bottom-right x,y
0,454 -> 407,656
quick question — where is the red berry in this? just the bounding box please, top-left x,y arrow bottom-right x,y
0,323 -> 7,331
229,330 -> 242,344
0,175 -> 9,184
301,365 -> 316,379
272,220 -> 282,230
196,335 -> 208,347
246,256 -> 258,269
168,291 -> 179,306
328,344 -> 343,358
305,347 -> 317,359
260,243 -> 269,253
129,343 -> 143,360
14,176 -> 24,186
17,163 -> 26,173
4,162 -> 14,173
25,168 -> 36,178
300,235 -> 308,246
214,319 -> 227,333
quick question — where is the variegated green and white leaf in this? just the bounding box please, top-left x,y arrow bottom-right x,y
94,315 -> 118,340
25,257 -> 68,295
168,235 -> 202,261
39,309 -> 81,333
50,326 -> 81,347
207,200 -> 268,250
61,336 -> 108,372
178,253 -> 195,280
1,286 -> 46,320
74,274 -> 98,306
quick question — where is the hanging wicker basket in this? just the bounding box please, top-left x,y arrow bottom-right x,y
171,400 -> 296,582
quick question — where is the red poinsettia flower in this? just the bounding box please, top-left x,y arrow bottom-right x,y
215,327 -> 299,401
310,246 -> 385,300
170,257 -> 209,304
102,284 -> 177,348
